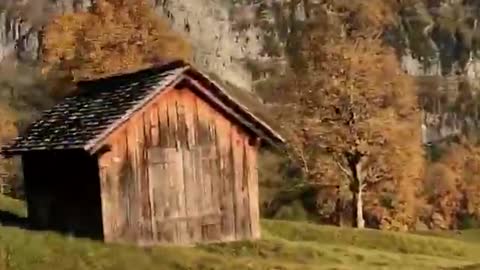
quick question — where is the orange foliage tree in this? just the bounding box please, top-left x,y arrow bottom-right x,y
424,140 -> 480,229
273,4 -> 425,230
42,0 -> 192,82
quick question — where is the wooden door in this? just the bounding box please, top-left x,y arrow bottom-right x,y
147,146 -> 221,244
147,147 -> 183,243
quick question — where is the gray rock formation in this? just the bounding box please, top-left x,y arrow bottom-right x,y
155,0 -> 263,91
0,0 -> 263,92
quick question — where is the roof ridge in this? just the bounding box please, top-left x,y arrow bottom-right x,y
76,60 -> 187,86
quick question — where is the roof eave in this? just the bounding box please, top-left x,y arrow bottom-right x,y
183,67 -> 286,146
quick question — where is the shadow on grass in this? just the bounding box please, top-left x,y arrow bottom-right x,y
0,210 -> 28,228
0,209 -> 103,242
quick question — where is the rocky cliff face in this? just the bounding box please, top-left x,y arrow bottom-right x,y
0,0 -> 263,92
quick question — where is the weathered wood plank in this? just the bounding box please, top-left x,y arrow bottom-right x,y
181,89 -> 196,150
137,114 -> 153,241
214,114 -> 235,241
179,88 -> 197,243
166,92 -> 184,243
174,90 -> 189,244
231,127 -> 247,240
194,92 -> 210,146
149,103 -> 160,146
126,120 -> 140,242
114,131 -> 129,242
202,104 -> 222,241
208,146 -> 222,241
200,146 -> 213,241
98,164 -> 113,242
240,135 -> 251,239
158,98 -> 169,148
167,92 -> 179,149
191,146 -> 204,242
155,99 -> 170,243
246,143 -> 261,239
143,111 -> 157,241
164,149 -> 178,243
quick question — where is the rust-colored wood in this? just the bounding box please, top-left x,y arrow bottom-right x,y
214,114 -> 235,241
180,89 -> 201,242
126,120 -> 140,242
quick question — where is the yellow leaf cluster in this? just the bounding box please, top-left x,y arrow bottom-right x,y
42,0 -> 192,81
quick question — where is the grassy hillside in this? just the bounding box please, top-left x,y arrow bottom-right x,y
0,195 -> 480,270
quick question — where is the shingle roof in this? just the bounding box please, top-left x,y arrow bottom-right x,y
1,60 -> 285,156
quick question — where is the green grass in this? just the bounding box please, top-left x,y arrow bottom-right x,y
0,195 -> 26,218
1,195 -> 480,270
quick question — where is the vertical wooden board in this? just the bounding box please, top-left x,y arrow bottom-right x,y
167,91 -> 183,243
246,144 -> 261,239
126,121 -> 140,242
194,94 -> 210,146
207,146 -> 222,241
196,93 -> 223,241
190,146 -> 204,242
180,89 -> 198,243
175,89 -> 189,244
214,115 -> 235,240
231,127 -> 247,240
137,113 -> 153,242
205,105 -> 222,241
157,98 -> 169,148
175,89 -> 188,148
97,148 -> 112,241
181,89 -> 197,149
99,163 -> 113,242
200,146 -> 213,241
201,104 -> 222,241
149,147 -> 167,241
143,112 -> 156,241
240,134 -> 252,239
143,111 -> 152,147
163,163 -> 176,243
174,149 -> 188,244
149,103 -> 160,146
181,148 -> 194,242
167,92 -> 179,149
116,132 -> 130,241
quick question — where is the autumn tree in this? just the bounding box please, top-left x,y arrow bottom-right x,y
272,3 -> 425,230
423,139 -> 480,229
42,0 -> 191,82
0,59 -> 55,198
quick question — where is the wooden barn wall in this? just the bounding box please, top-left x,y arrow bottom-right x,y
97,85 -> 260,245
22,150 -> 104,239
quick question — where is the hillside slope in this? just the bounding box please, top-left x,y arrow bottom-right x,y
0,195 -> 480,270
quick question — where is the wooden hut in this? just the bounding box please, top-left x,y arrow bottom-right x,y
1,60 -> 284,246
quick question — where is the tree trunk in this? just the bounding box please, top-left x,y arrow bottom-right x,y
355,187 -> 365,229
350,162 -> 366,229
